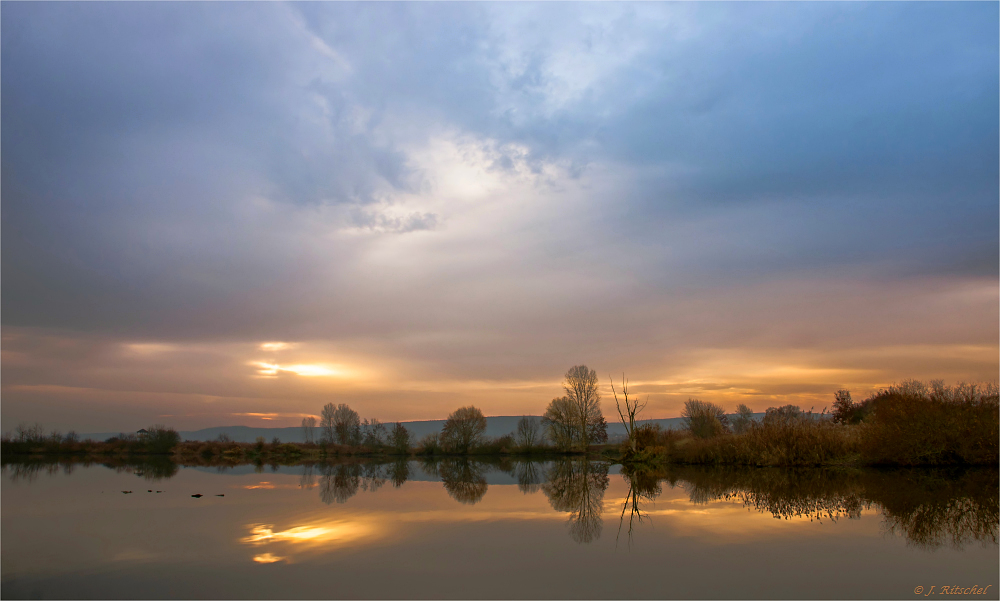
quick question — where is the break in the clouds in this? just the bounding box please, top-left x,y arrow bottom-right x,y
2,2 -> 997,432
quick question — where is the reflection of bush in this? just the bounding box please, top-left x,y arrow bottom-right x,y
662,466 -> 998,549
542,459 -> 610,543
438,459 -> 488,505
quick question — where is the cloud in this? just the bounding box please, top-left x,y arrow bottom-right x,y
1,3 -> 996,430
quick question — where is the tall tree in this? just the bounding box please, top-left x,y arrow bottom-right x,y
563,365 -> 602,449
301,416 -> 317,443
390,422 -> 411,454
543,397 -> 577,451
332,404 -> 362,445
515,416 -> 539,448
320,403 -> 337,443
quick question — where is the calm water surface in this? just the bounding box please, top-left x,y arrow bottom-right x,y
2,459 -> 997,599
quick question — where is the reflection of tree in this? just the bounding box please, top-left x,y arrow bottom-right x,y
3,457 -> 178,483
388,459 -> 410,488
877,469 -> 998,549
663,466 -> 998,550
542,459 -> 610,543
361,463 -> 387,493
317,461 -> 411,504
438,459 -> 489,505
3,462 -> 44,483
299,464 -> 315,489
512,460 -> 543,494
618,466 -> 665,546
319,463 -> 361,504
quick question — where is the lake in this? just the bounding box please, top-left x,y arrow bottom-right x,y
2,458 -> 997,599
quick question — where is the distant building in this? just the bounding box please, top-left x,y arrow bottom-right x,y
136,429 -> 150,440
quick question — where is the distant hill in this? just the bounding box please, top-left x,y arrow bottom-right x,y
81,413 -> 771,443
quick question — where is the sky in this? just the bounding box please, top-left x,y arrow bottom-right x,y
2,2 -> 997,433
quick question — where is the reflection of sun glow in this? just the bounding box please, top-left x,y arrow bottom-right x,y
251,361 -> 340,377
242,521 -> 375,547
252,553 -> 285,564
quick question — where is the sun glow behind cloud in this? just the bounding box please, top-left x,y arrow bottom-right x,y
251,361 -> 342,378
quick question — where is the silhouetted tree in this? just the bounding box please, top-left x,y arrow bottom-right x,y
564,365 -> 602,448
611,374 -> 646,454
390,422 -> 411,454
515,416 -> 539,448
362,418 -> 387,447
301,416 -> 317,443
831,390 -> 855,424
320,403 -> 337,443
322,404 -> 361,445
441,406 -> 487,453
543,397 -> 577,451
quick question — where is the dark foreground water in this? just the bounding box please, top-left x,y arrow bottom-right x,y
1,458 -> 997,599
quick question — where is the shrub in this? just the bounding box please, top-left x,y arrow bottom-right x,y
416,433 -> 442,455
144,425 -> 181,454
859,382 -> 999,465
682,399 -> 729,439
680,419 -> 858,466
762,405 -> 804,426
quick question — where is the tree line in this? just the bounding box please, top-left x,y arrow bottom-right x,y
300,364 -> 609,454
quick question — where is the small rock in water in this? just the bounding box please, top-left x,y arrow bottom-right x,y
191,494 -> 203,498
215,494 -> 224,497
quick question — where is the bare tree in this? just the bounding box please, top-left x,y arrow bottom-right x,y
543,397 -> 577,451
515,416 -> 539,448
440,406 -> 487,453
610,374 -> 646,454
301,416 -> 317,444
320,403 -> 336,443
564,365 -> 602,449
331,404 -> 361,445
363,418 -> 387,447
